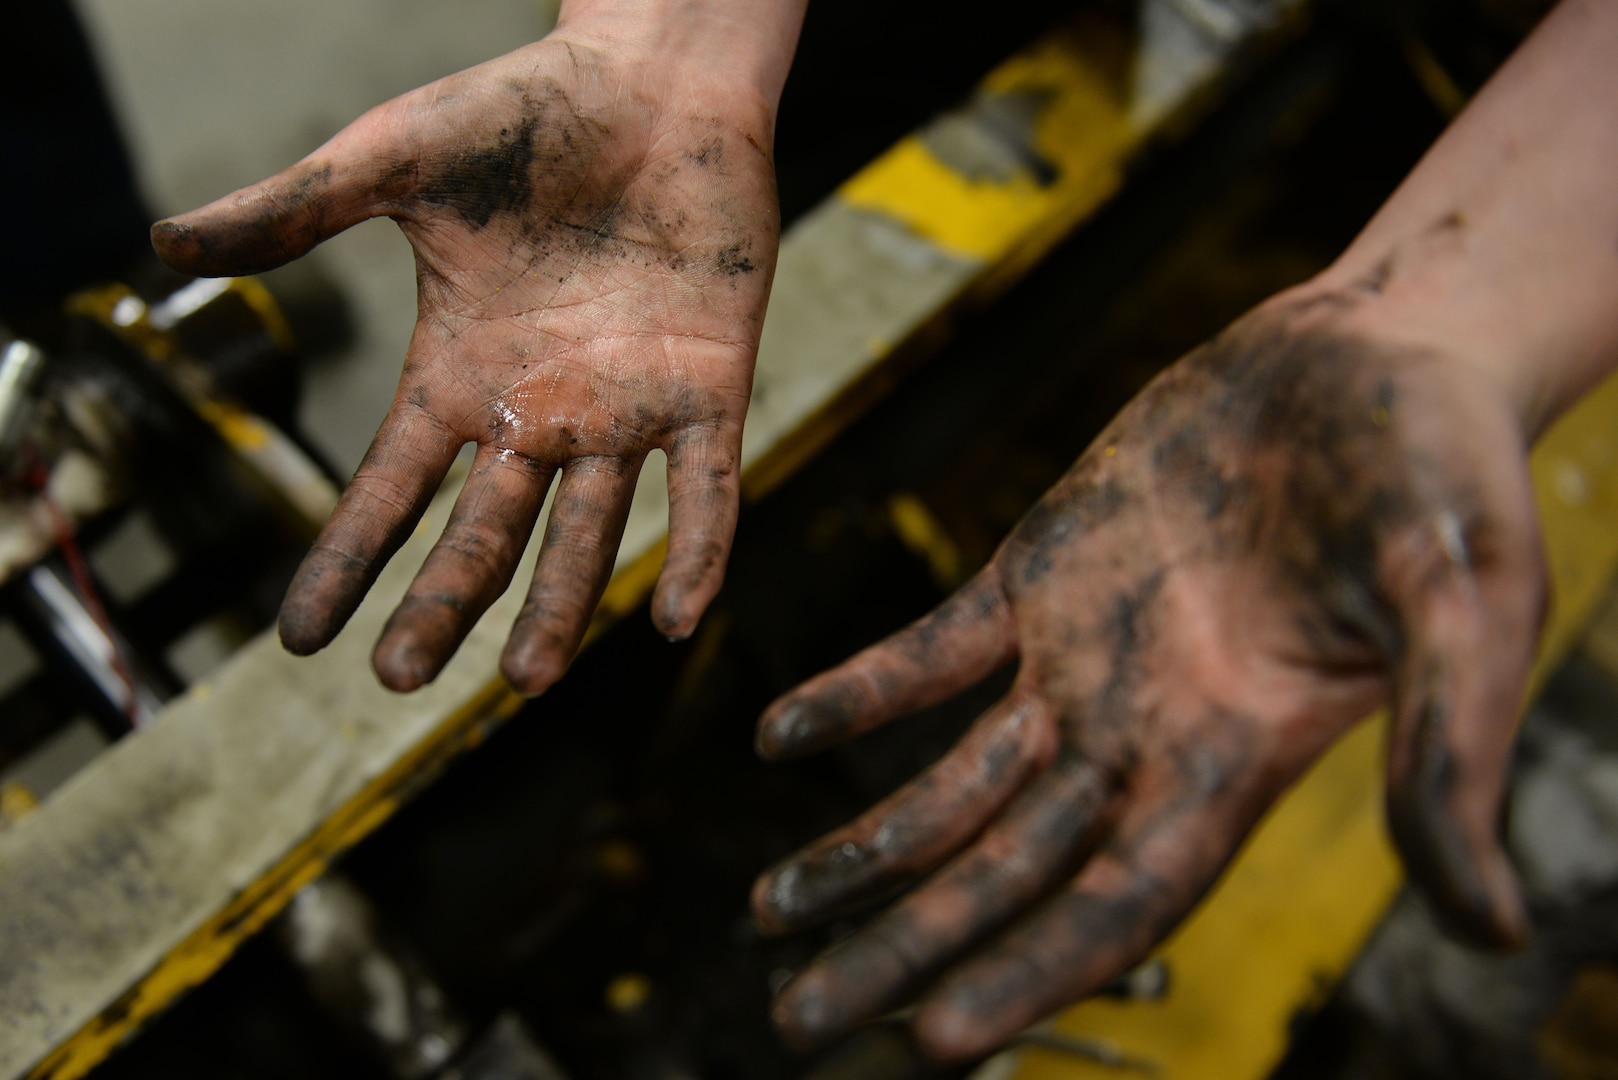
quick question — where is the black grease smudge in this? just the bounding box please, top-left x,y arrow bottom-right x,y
420,113 -> 543,229
714,242 -> 757,276
1013,478 -> 1127,585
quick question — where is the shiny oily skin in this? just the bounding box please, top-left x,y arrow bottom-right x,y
754,298 -> 1545,1060
153,38 -> 781,695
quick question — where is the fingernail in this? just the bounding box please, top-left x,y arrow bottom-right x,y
149,219 -> 191,245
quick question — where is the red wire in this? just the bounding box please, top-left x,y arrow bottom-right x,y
20,454 -> 144,730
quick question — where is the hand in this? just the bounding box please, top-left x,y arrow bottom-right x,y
152,26 -> 781,694
750,292 -> 1547,1060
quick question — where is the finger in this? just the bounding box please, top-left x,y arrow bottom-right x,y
756,568 -> 1017,761
769,753 -> 1113,1050
913,751 -> 1267,1062
1384,514 -> 1545,949
652,421 -> 742,640
151,121 -> 412,277
371,444 -> 555,692
278,396 -> 460,656
500,455 -> 639,696
753,691 -> 1059,935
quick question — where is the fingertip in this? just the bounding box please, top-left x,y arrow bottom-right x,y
750,865 -> 795,936
149,217 -> 193,256
1443,847 -> 1530,950
375,668 -> 430,695
279,545 -> 375,657
749,872 -> 776,928
371,637 -> 438,695
651,562 -> 721,642
152,214 -> 238,279
913,994 -> 995,1064
769,968 -> 844,1051
147,160 -> 352,276
755,696 -> 826,761
651,595 -> 700,642
499,640 -> 567,698
151,210 -> 252,278
1482,856 -> 1530,950
1391,797 -> 1529,949
277,599 -> 334,657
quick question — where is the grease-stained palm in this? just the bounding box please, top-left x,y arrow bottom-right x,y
752,295 -> 1546,1060
153,37 -> 780,694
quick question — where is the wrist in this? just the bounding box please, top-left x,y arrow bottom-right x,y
1287,234 -> 1587,444
555,0 -> 806,113
1283,0 -> 1618,445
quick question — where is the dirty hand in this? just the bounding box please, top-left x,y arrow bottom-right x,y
152,8 -> 791,694
751,292 -> 1547,1059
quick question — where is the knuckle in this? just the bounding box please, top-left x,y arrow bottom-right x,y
437,522 -> 518,578
914,1001 -> 991,1062
345,472 -> 421,520
515,592 -> 585,633
971,832 -> 1043,894
543,519 -> 608,562
304,539 -> 371,575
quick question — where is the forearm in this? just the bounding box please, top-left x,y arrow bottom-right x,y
1306,0 -> 1618,439
556,0 -> 808,112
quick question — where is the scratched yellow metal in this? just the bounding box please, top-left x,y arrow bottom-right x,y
839,19 -> 1134,265
1010,369 -> 1618,1080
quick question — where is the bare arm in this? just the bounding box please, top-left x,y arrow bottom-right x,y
555,0 -> 807,108
1316,0 -> 1618,436
152,0 -> 807,694
752,0 -> 1618,1060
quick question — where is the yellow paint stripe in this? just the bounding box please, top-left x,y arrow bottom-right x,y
839,23 -> 1136,264
1012,370 -> 1618,1080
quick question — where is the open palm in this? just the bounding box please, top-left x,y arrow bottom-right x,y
154,34 -> 779,693
752,295 -> 1547,1060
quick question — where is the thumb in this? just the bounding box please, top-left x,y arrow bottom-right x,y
152,122 -> 413,277
1384,515 -> 1546,949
